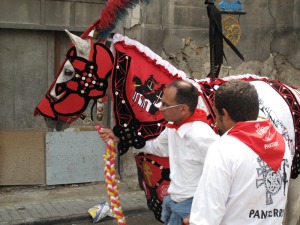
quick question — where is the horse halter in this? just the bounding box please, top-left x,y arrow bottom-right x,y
34,40 -> 114,125
65,46 -> 109,97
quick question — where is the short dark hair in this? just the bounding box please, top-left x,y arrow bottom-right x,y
167,80 -> 198,113
214,80 -> 259,122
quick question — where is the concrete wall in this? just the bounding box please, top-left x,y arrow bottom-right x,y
0,29 -> 53,130
0,0 -> 105,32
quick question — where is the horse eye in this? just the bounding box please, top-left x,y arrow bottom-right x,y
64,69 -> 74,76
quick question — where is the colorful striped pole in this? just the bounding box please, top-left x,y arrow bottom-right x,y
96,125 -> 127,225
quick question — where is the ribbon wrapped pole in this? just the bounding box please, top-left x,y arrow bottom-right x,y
96,125 -> 127,225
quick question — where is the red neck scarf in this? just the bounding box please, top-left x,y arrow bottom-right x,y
166,109 -> 208,130
228,119 -> 285,172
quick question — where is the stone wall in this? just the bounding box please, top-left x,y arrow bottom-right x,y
124,0 -> 300,85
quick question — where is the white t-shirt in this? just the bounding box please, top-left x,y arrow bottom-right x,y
134,121 -> 219,202
189,134 -> 292,225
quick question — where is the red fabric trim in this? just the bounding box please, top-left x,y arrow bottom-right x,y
197,75 -> 269,86
117,41 -> 183,81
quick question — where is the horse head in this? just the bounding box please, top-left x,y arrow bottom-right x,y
34,30 -> 114,130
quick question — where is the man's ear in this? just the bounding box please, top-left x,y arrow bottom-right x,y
181,104 -> 189,113
222,108 -> 231,121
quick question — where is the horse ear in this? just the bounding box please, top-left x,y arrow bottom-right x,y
65,29 -> 90,59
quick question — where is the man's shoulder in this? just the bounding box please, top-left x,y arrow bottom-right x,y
210,135 -> 246,150
190,120 -> 214,130
186,121 -> 220,140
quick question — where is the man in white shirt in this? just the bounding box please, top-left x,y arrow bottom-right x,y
100,80 -> 219,225
183,80 -> 292,225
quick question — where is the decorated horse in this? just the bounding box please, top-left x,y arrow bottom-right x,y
34,0 -> 300,224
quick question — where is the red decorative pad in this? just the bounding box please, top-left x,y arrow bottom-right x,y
135,153 -> 170,222
110,34 -> 201,155
109,34 -> 202,221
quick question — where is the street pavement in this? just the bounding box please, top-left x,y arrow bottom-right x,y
0,181 -> 160,225
56,211 -> 161,225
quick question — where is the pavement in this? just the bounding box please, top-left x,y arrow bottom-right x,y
0,181 -> 152,225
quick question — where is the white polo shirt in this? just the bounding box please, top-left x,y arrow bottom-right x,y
134,121 -> 219,202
